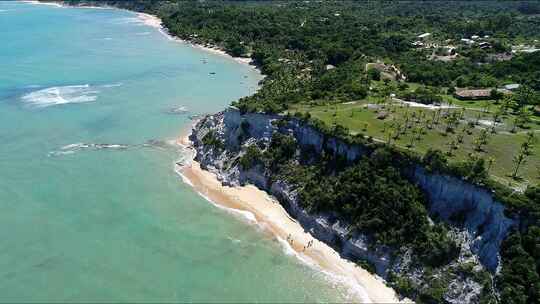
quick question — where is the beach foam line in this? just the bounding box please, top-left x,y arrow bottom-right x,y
275,236 -> 375,303
177,154 -> 408,303
135,12 -> 260,71
174,165 -> 194,187
175,160 -> 370,301
196,188 -> 258,223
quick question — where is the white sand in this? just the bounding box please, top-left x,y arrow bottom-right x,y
135,12 -> 256,69
177,135 -> 409,303
137,12 -> 162,28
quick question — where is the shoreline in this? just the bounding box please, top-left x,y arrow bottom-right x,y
136,13 -> 257,69
29,1 -> 401,302
177,134 -> 407,304
28,1 -> 259,71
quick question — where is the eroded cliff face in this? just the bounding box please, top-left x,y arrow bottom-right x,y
190,108 -> 394,275
189,107 -> 516,302
412,168 -> 517,272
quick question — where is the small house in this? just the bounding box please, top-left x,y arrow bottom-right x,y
479,42 -> 492,49
454,88 -> 492,100
504,84 -> 520,91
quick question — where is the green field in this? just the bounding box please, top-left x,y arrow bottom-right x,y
290,98 -> 540,187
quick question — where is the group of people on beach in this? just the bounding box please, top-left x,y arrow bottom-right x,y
286,234 -> 314,252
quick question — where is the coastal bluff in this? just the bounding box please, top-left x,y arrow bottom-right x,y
189,107 -> 518,302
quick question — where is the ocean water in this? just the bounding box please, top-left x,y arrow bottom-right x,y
0,2 -> 351,302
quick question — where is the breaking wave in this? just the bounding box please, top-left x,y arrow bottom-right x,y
21,84 -> 98,108
102,83 -> 123,88
48,142 -> 129,156
165,105 -> 188,115
112,17 -> 144,25
48,138 -> 180,157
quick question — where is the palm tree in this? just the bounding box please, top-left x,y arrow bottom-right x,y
487,157 -> 495,174
512,132 -> 535,178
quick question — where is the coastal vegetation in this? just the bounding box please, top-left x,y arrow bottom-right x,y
54,1 -> 540,303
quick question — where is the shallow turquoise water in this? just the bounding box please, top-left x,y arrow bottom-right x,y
0,2 -> 350,302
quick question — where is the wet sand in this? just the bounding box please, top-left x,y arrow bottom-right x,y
177,136 -> 408,303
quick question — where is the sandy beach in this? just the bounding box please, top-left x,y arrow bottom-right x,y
28,1 -> 256,68
177,135 -> 407,303
136,12 -> 255,67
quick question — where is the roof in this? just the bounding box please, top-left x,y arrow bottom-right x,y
454,89 -> 492,98
504,84 -> 520,90
418,33 -> 431,39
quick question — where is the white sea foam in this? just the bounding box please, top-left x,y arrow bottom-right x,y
21,84 -> 99,108
227,236 -> 242,244
175,154 -> 373,302
49,143 -> 129,157
101,83 -> 123,88
21,1 -> 63,8
113,17 -> 144,25
276,236 -> 372,302
199,191 -> 258,223
48,150 -> 75,157
174,166 -> 194,187
166,105 -> 188,114
24,84 -> 42,88
61,143 -> 89,150
176,171 -> 259,224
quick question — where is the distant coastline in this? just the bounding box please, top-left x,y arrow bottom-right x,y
31,1 -> 260,72
135,12 -> 259,70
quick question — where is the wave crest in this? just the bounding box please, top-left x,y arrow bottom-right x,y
21,84 -> 99,108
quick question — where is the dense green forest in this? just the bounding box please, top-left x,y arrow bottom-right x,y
55,1 -> 540,303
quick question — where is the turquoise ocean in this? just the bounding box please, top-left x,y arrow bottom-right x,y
0,2 -> 351,302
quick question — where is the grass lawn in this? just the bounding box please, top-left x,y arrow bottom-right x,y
290,100 -> 540,187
